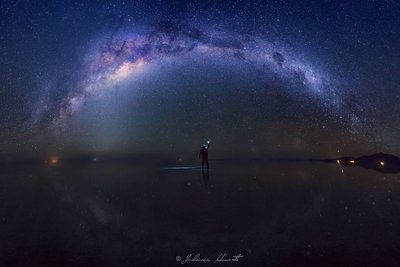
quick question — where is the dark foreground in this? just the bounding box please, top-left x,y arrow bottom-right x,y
1,160 -> 400,266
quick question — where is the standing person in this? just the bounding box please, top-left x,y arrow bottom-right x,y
199,140 -> 211,169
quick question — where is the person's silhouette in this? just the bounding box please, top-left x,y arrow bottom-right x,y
199,141 -> 211,169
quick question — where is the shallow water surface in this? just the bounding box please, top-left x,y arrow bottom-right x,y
1,160 -> 400,266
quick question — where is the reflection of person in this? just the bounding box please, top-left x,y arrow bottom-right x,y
202,169 -> 209,185
199,140 -> 211,169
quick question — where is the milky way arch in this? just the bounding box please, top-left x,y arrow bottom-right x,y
48,21 -> 356,131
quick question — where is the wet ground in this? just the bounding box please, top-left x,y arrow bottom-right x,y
1,160 -> 400,266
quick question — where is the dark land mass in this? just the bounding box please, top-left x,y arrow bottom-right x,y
313,153 -> 400,173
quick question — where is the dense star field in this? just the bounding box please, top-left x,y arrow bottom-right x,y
0,0 -> 399,160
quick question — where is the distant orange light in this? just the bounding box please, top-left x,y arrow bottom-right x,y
380,161 -> 385,167
50,158 -> 59,165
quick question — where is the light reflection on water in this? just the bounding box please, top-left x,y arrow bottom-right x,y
1,160 -> 400,266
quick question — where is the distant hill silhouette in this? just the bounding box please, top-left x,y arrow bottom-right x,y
315,153 -> 400,173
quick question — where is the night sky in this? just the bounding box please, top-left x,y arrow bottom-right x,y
1,0 -> 399,160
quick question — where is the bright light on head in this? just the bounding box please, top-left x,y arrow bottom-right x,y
380,161 -> 385,167
49,157 -> 59,165
349,160 -> 355,164
336,159 -> 340,164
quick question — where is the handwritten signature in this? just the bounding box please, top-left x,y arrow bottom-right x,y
176,253 -> 244,264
